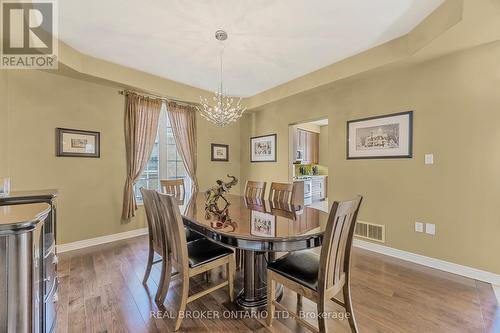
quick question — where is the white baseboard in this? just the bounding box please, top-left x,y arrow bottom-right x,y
57,228 -> 148,253
353,239 -> 500,286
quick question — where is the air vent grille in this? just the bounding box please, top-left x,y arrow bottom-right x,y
355,221 -> 385,243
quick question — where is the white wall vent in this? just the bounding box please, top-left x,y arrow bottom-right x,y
355,221 -> 385,243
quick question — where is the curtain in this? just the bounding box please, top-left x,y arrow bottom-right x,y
167,101 -> 199,193
122,93 -> 162,219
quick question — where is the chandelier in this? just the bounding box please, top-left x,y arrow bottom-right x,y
199,30 -> 246,127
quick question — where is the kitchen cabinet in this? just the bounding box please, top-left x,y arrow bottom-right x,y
295,129 -> 319,164
311,176 -> 327,201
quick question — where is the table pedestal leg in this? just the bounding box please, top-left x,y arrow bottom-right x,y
236,250 -> 283,311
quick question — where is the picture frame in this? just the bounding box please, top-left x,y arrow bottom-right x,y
56,128 -> 100,158
250,134 -> 277,163
250,210 -> 276,238
211,143 -> 229,162
346,111 -> 413,159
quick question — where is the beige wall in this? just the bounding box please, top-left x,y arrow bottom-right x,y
0,70 -> 7,176
196,114 -> 241,195
318,125 -> 329,174
241,41 -> 500,274
1,70 -> 241,244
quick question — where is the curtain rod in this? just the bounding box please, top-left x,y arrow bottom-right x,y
118,90 -> 199,107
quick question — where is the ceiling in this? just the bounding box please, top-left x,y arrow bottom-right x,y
59,0 -> 444,97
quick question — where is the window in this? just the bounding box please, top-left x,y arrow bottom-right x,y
134,103 -> 190,201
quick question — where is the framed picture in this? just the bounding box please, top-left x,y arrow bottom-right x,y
250,134 -> 277,162
250,210 -> 276,238
347,111 -> 413,159
211,143 -> 229,162
56,128 -> 100,158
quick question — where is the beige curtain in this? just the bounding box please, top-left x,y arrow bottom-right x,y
122,93 -> 162,219
167,101 -> 199,193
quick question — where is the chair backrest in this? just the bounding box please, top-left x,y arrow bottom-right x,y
155,192 -> 189,270
268,182 -> 294,204
318,196 -> 363,292
140,188 -> 167,256
160,179 -> 185,199
245,181 -> 267,200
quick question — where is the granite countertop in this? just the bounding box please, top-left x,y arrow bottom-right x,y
0,203 -> 51,231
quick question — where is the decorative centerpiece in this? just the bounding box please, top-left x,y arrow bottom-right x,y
204,175 -> 238,222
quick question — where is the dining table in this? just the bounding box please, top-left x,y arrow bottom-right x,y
178,192 -> 329,311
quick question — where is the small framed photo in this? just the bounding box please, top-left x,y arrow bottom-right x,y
347,111 -> 413,159
211,143 -> 229,162
56,128 -> 100,158
251,210 -> 276,238
250,134 -> 277,162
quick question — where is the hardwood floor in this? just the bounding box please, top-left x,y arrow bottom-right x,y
56,236 -> 500,333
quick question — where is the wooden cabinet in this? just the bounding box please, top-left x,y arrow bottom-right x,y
296,129 -> 319,164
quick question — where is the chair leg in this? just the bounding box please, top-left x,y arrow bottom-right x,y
155,255 -> 168,302
156,260 -> 172,304
266,271 -> 276,327
317,298 -> 328,333
174,274 -> 189,331
343,283 -> 359,333
227,254 -> 235,302
143,246 -> 154,284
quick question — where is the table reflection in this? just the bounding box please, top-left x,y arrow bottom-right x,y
180,193 -> 327,241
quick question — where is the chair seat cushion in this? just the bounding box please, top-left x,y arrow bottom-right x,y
187,238 -> 233,268
185,227 -> 205,243
267,249 -> 319,291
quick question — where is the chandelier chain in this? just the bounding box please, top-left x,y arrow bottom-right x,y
198,30 -> 246,127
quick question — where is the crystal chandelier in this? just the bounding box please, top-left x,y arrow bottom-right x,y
199,30 -> 246,127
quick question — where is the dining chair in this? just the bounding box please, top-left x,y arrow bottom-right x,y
140,188 -> 168,302
141,188 -> 206,297
160,178 -> 185,199
266,196 -> 363,333
268,182 -> 295,204
160,179 -> 203,243
156,192 -> 235,331
244,180 -> 267,200
236,180 -> 268,268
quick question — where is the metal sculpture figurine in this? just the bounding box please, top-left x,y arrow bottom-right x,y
205,174 -> 238,222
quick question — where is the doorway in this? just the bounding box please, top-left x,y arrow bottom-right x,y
288,118 -> 329,211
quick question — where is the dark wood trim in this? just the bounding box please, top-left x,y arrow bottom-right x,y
210,143 -> 229,162
250,134 -> 277,163
346,111 -> 413,160
56,128 -> 100,158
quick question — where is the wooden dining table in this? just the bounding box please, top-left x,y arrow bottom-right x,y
178,192 -> 329,311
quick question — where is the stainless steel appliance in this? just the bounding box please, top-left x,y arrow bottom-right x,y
295,149 -> 304,162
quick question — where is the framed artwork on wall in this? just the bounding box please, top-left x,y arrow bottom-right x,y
56,128 -> 100,158
250,134 -> 277,162
250,210 -> 276,237
346,111 -> 413,159
211,143 -> 229,162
